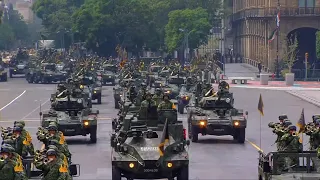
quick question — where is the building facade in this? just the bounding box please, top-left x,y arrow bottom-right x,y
7,0 -> 34,23
232,0 -> 320,71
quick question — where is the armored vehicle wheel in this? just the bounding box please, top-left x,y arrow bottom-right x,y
97,95 -> 102,104
177,166 -> 189,180
115,101 -> 120,109
233,128 -> 245,143
90,126 -> 97,143
112,166 -> 121,180
178,105 -> 184,114
191,127 -> 198,142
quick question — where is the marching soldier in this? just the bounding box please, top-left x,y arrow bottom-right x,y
47,123 -> 66,145
14,122 -> 34,155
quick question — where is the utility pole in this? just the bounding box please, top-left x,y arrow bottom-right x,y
305,52 -> 308,80
276,0 -> 280,78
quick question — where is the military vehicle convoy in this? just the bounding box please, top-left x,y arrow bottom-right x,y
111,109 -> 190,180
9,61 -> 27,78
258,151 -> 320,180
187,81 -> 248,143
42,89 -> 99,143
26,63 -> 67,83
0,64 -> 7,82
80,75 -> 102,104
101,64 -> 117,85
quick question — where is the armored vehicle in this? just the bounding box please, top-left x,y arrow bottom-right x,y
187,81 -> 247,143
26,63 -> 67,83
258,151 -> 320,180
113,85 -> 122,109
80,76 -> 102,104
42,92 -> 99,143
0,64 -> 7,82
111,108 -> 189,180
102,64 -> 117,85
9,61 -> 27,77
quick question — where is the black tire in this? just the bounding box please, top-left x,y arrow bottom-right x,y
178,104 -> 184,114
98,95 -> 102,104
90,126 -> 97,143
115,100 -> 120,109
177,166 -> 189,180
112,166 -> 121,180
234,128 -> 245,143
191,126 -> 198,142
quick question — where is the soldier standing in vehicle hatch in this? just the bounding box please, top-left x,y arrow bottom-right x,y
152,88 -> 163,106
157,94 -> 174,111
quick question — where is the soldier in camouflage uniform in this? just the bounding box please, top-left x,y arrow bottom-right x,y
0,144 -> 27,180
12,126 -> 29,157
157,94 -> 174,112
278,125 -> 302,172
47,123 -> 67,146
152,88 -> 163,105
268,115 -> 290,151
14,122 -> 34,155
306,119 -> 320,150
48,139 -> 72,164
34,148 -> 72,180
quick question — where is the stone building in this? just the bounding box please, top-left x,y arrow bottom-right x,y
231,0 -> 320,71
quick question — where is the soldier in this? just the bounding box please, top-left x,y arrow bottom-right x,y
47,123 -> 66,145
0,144 -> 27,180
152,88 -> 163,105
269,119 -> 292,151
12,126 -> 29,157
14,122 -> 34,155
34,148 -> 72,180
278,125 -> 302,171
48,140 -> 71,164
306,119 -> 320,150
157,94 -> 174,112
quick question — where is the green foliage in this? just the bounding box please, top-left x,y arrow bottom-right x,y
0,23 -> 15,49
316,31 -> 320,59
165,8 -> 211,52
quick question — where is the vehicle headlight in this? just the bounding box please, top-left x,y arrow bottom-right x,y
225,98 -> 231,103
94,91 -> 97,94
129,162 -> 135,168
83,120 -> 89,126
89,77 -> 92,80
199,120 -> 207,127
77,99 -> 82,103
233,121 -> 240,126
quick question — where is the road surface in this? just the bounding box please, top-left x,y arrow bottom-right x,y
0,78 -> 318,179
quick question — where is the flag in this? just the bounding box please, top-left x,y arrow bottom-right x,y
297,108 -> 306,133
268,28 -> 278,43
276,11 -> 280,27
258,94 -> 264,116
158,118 -> 169,156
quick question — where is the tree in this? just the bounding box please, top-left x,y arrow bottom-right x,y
282,33 -> 299,73
316,31 -> 320,59
0,23 -> 15,49
165,8 -> 211,52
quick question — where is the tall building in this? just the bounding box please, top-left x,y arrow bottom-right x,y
231,0 -> 320,71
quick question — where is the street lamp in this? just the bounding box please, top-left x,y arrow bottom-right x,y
179,29 -> 194,65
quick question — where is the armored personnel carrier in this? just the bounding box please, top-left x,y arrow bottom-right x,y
0,64 -> 7,82
111,108 -> 189,180
258,151 -> 320,180
42,90 -> 99,143
26,63 -> 67,83
187,81 -> 248,143
80,75 -> 102,104
101,64 -> 117,85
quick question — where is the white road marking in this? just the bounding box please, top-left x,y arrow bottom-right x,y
0,90 -> 26,111
20,99 -> 50,120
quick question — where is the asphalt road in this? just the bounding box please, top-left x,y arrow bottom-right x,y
0,77 -> 319,180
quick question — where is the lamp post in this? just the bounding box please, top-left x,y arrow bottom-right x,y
179,28 -> 193,66
275,0 -> 280,78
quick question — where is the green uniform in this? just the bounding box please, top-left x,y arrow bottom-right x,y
0,158 -> 26,180
152,94 -> 162,105
278,133 -> 301,171
35,159 -> 71,180
157,100 -> 173,111
21,129 -> 35,155
306,126 -> 320,150
14,136 -> 29,157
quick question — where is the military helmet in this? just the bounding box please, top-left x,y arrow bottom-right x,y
155,88 -> 161,92
312,115 -> 320,122
14,121 -> 25,128
315,119 -> 320,126
279,114 -> 288,120
283,119 -> 292,127
0,144 -> 15,153
287,125 -> 296,131
218,81 -> 229,90
46,149 -> 57,156
13,126 -> 22,132
47,122 -> 58,131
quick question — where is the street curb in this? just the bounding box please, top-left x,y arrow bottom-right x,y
286,90 -> 320,107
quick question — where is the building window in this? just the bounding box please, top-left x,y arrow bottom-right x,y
299,0 -> 315,8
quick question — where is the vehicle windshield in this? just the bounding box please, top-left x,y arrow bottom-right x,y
44,64 -> 56,71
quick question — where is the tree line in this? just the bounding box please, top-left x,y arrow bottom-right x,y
31,0 -> 227,56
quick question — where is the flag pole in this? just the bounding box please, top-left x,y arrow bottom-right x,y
259,114 -> 262,148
